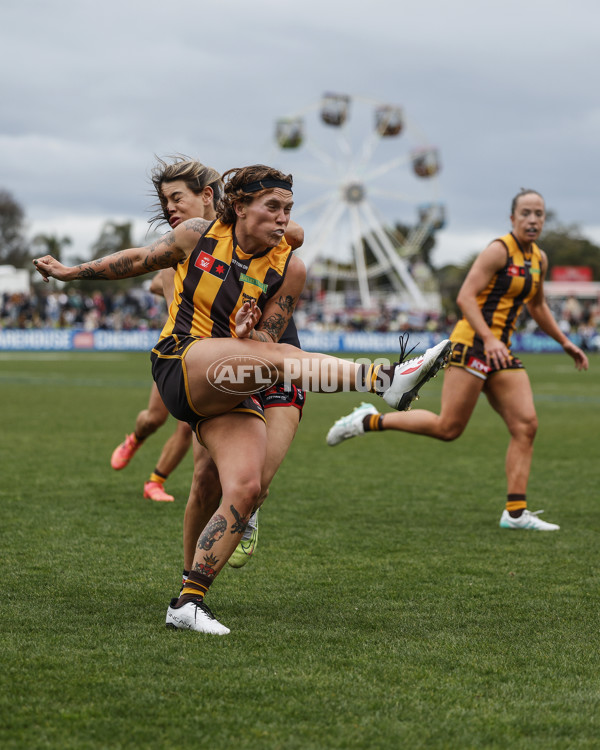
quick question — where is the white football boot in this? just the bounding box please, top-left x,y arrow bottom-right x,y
327,402 -> 379,446
499,509 -> 560,531
382,339 -> 452,410
166,598 -> 230,635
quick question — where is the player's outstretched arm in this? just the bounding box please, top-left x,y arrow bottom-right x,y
32,223 -> 200,283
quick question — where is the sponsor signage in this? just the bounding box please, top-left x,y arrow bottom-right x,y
551,266 -> 593,282
0,329 -> 581,353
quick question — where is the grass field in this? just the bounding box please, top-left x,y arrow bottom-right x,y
1,350 -> 599,749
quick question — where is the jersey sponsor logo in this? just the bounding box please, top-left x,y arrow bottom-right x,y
194,251 -> 230,280
467,355 -> 491,373
507,264 -> 526,277
240,273 -> 268,293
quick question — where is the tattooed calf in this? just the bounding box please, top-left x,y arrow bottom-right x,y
197,514 -> 227,550
230,505 -> 249,535
193,553 -> 219,579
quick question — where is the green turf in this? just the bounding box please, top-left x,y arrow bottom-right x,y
1,351 -> 599,749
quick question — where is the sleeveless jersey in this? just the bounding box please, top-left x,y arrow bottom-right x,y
159,219 -> 293,341
451,232 -> 543,349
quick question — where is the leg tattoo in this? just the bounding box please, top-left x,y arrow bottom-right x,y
197,514 -> 227,551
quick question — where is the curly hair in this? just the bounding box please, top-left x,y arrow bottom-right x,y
216,165 -> 293,225
148,155 -> 222,228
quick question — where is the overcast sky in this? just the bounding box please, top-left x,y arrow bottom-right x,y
2,0 -> 599,269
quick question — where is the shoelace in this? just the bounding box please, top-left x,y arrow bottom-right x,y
394,332 -> 418,366
193,599 -> 217,620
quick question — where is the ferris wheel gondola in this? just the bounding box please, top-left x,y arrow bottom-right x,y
269,93 -> 445,312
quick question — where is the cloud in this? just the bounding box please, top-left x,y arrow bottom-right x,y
2,0 -> 600,267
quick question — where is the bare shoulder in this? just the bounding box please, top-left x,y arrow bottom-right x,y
287,253 -> 307,282
180,217 -> 212,235
285,220 -> 304,250
458,239 -> 507,298
473,239 -> 507,272
148,219 -> 211,262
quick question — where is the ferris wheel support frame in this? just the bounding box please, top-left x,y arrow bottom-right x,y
296,196 -> 347,271
359,200 -> 428,309
349,204 -> 372,308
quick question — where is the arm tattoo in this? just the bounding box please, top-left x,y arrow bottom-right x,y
197,514 -> 227,551
74,232 -> 179,280
260,312 -> 287,341
142,251 -> 175,274
76,266 -> 109,280
249,329 -> 272,343
76,256 -> 129,279
108,255 -> 135,278
276,295 -> 296,315
139,233 -> 178,273
183,218 -> 210,234
149,232 -> 176,252
230,505 -> 249,535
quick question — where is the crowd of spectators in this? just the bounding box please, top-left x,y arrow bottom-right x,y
1,284 -> 167,331
520,294 -> 600,350
2,284 -> 599,348
293,298 -> 454,334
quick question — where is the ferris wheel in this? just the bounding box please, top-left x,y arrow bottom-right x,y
269,93 -> 445,311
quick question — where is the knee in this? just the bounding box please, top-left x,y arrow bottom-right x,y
239,476 -> 263,504
513,414 -> 538,443
437,421 -> 465,442
140,409 -> 168,432
226,475 -> 263,515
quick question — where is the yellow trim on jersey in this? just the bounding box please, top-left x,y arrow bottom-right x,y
451,233 -> 542,349
160,220 -> 292,341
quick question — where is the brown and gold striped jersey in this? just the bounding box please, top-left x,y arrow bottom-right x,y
159,219 -> 293,341
451,232 -> 543,349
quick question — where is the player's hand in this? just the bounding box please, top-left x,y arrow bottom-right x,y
235,299 -> 262,338
564,340 -> 589,371
33,256 -> 71,282
484,337 -> 510,369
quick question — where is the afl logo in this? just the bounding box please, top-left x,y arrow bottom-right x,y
207,355 -> 278,394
